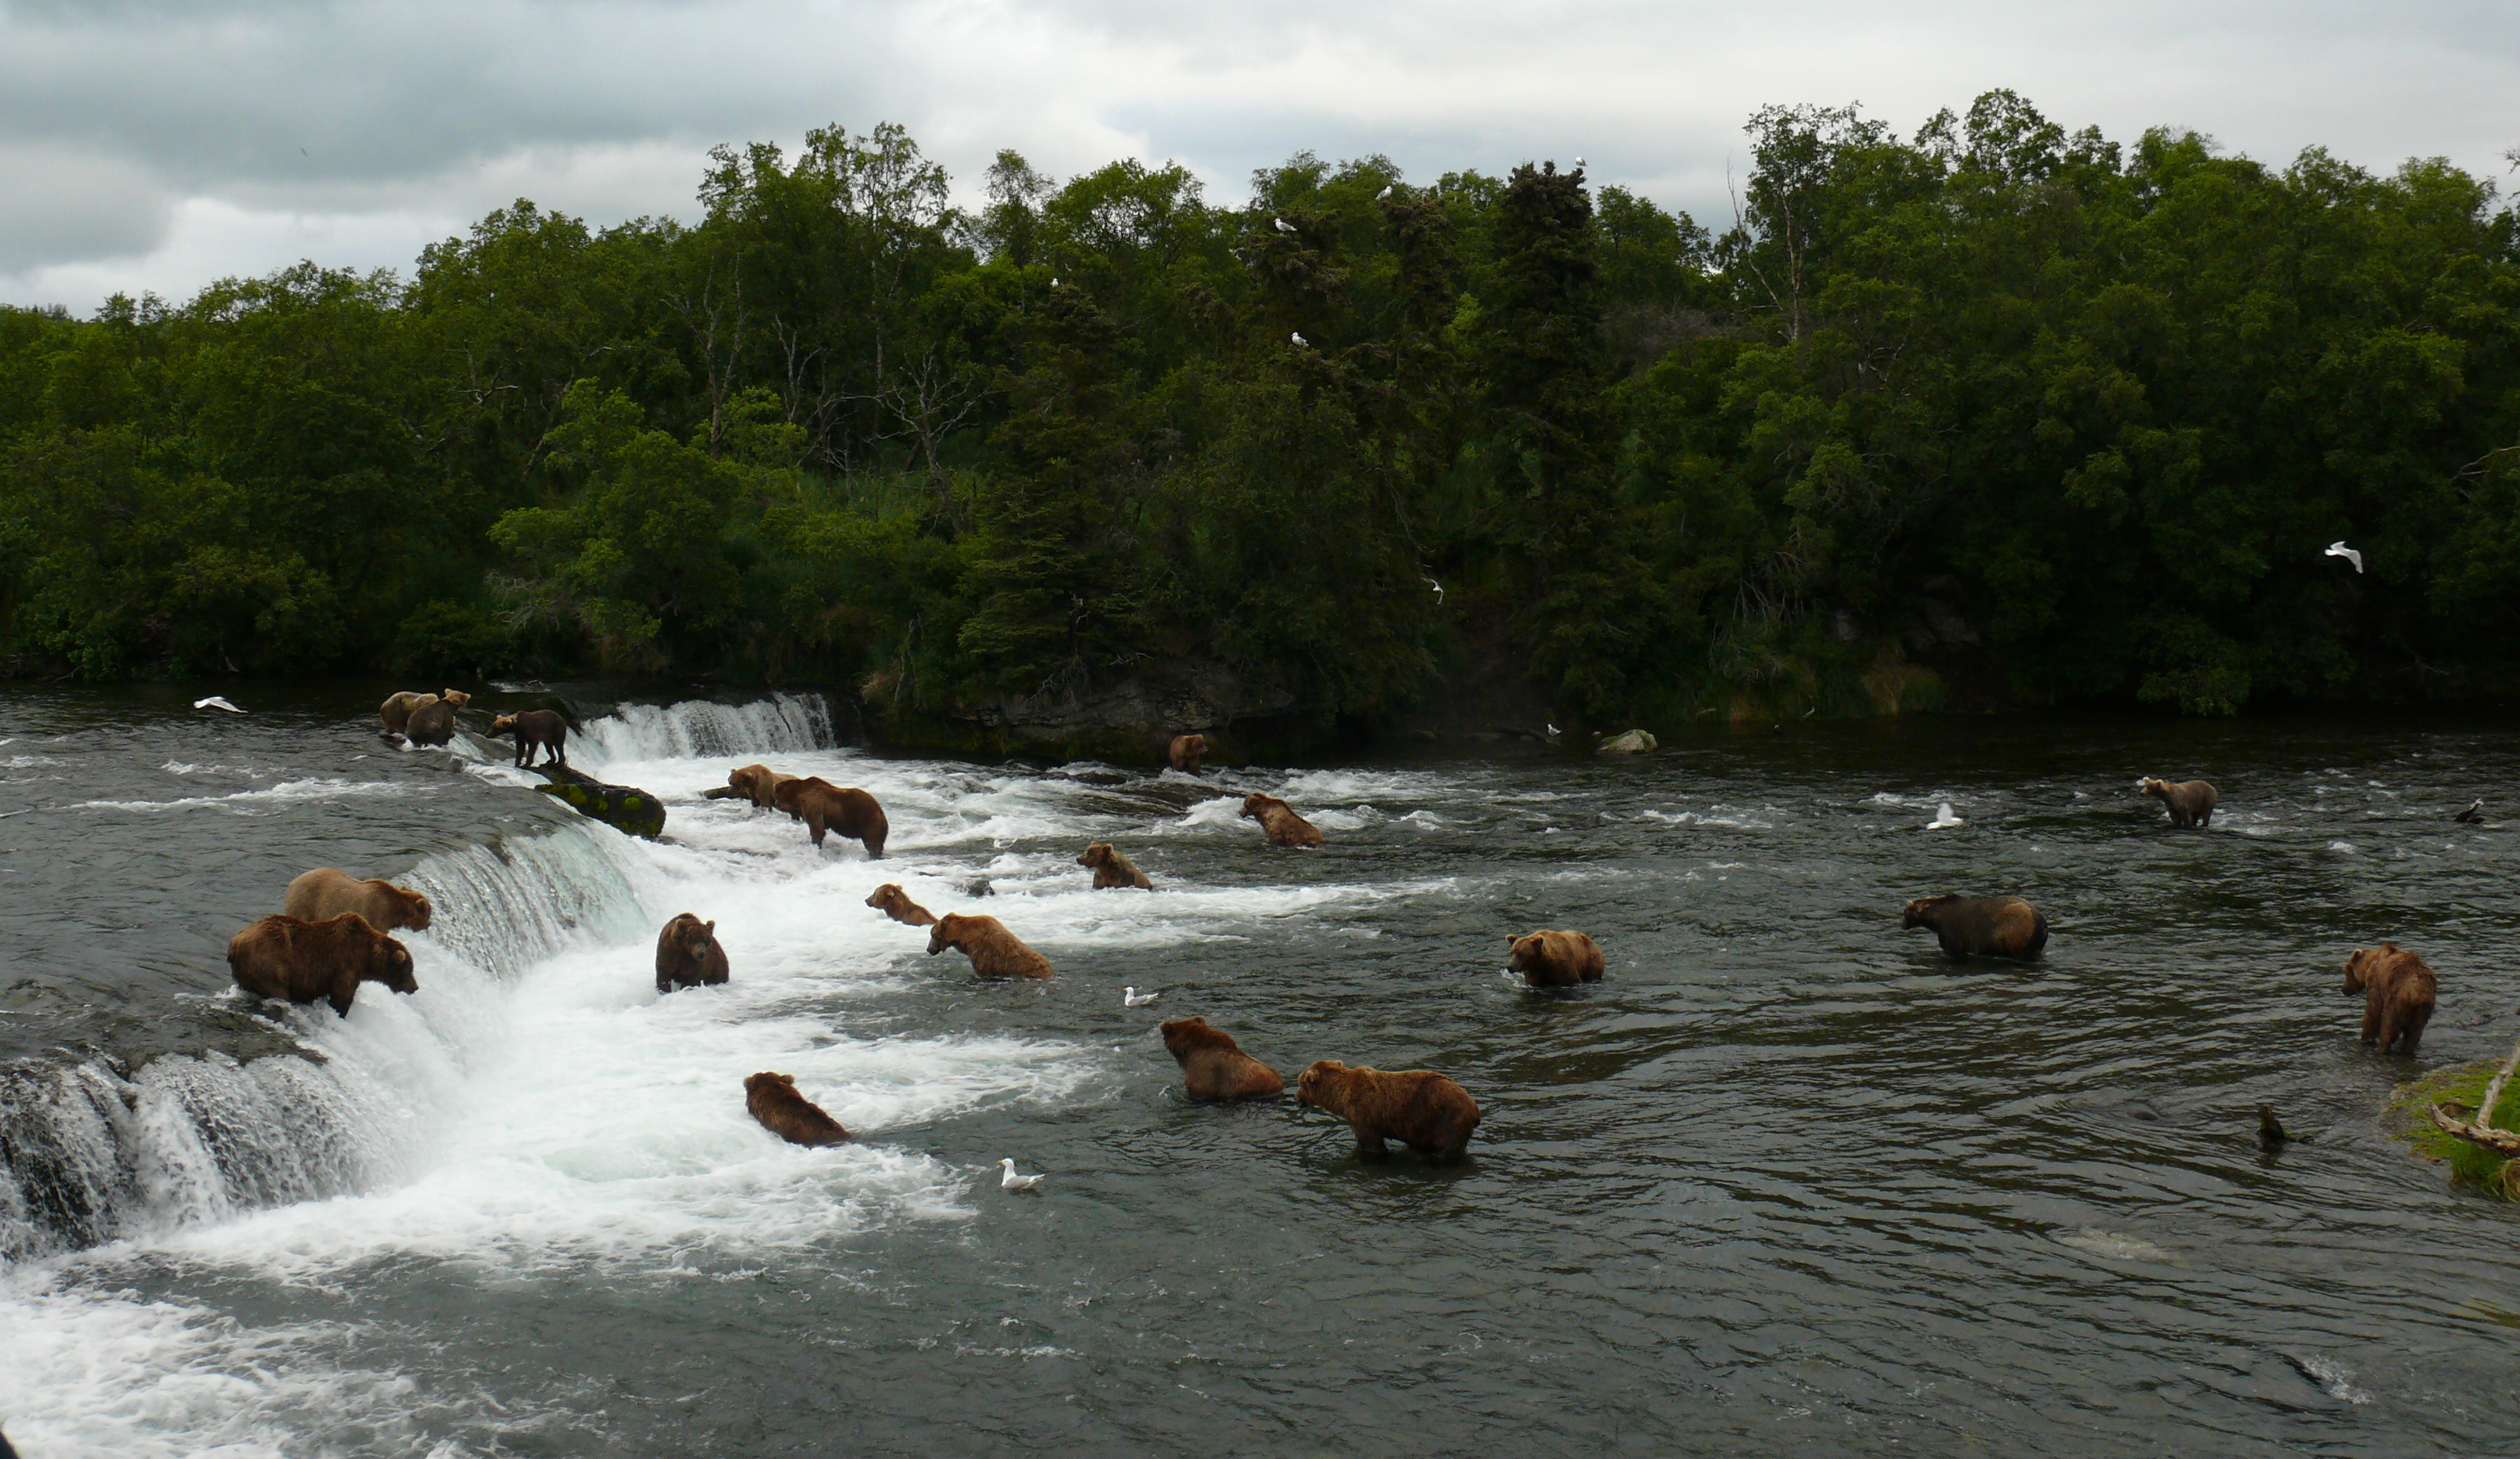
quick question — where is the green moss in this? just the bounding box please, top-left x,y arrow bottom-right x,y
2391,1058 -> 2520,1198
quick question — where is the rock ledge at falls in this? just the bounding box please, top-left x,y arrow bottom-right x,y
532,764 -> 667,839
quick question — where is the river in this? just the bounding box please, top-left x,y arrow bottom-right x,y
1,684 -> 2514,1456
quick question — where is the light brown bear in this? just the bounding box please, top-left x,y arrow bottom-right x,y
1169,734 -> 1208,774
1078,842 -> 1154,890
401,690 -> 471,747
866,883 -> 937,926
1240,793 -> 1324,848
228,913 -> 419,1017
1296,1060 -> 1481,1161
1159,1016 -> 1284,1101
2343,944 -> 2436,1055
714,763 -> 797,810
1901,894 -> 2048,960
655,913 -> 729,992
1507,930 -> 1604,986
926,913 -> 1053,980
283,868 -> 433,933
774,776 -> 889,857
2140,776 -> 2219,828
744,1071 -> 852,1146
377,691 -> 439,735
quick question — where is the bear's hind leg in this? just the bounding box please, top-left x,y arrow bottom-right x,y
2400,1003 -> 2432,1056
1350,1122 -> 1389,1158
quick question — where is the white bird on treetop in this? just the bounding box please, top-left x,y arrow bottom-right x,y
1292,332 -> 1308,347
194,696 -> 245,713
1124,986 -> 1158,1007
2326,541 -> 2363,573
1000,1159 -> 1044,1191
1376,185 -> 1393,201
1273,217 -> 1295,235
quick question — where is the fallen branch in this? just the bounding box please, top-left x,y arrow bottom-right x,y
2430,1034 -> 2520,1155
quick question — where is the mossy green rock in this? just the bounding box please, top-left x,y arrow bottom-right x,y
533,767 -> 667,839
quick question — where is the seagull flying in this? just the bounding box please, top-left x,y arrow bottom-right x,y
1376,185 -> 1393,201
1291,331 -> 1308,347
1273,217 -> 1295,235
193,696 -> 245,713
1926,801 -> 1964,830
1574,155 -> 1586,166
1422,575 -> 1443,604
999,1158 -> 1044,1191
1124,986 -> 1159,1007
2325,541 -> 2363,573
2456,798 -> 2485,824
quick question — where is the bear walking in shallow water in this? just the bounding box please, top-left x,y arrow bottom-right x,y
2139,776 -> 2218,828
1507,930 -> 1603,986
1297,1060 -> 1481,1161
284,868 -> 432,933
774,776 -> 888,857
745,1072 -> 852,1146
1901,894 -> 2048,960
656,913 -> 729,991
926,913 -> 1053,980
229,913 -> 419,1017
2342,944 -> 2436,1055
1078,842 -> 1154,889
1160,1017 -> 1284,1101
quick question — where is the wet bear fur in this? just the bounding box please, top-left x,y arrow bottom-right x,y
1507,930 -> 1604,986
1902,894 -> 2048,960
378,691 -> 439,734
2141,776 -> 2219,828
2343,943 -> 2436,1055
489,709 -> 569,768
866,882 -> 936,926
1160,1016 -> 1284,1101
1240,793 -> 1325,848
283,867 -> 433,933
1078,842 -> 1154,890
1297,1060 -> 1481,1161
402,690 -> 470,747
656,912 -> 730,991
774,776 -> 889,857
228,913 -> 419,1017
745,1071 -> 852,1146
717,763 -> 798,810
1169,734 -> 1208,773
926,913 -> 1053,980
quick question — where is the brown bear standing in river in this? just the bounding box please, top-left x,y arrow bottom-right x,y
377,690 -> 456,735
2140,776 -> 2219,828
1240,793 -> 1324,848
228,913 -> 419,1017
1078,842 -> 1154,890
1297,1060 -> 1481,1161
489,709 -> 569,768
2343,944 -> 2436,1055
866,883 -> 937,926
713,763 -> 797,810
744,1071 -> 852,1146
926,913 -> 1053,980
1901,894 -> 2049,960
1160,1017 -> 1284,1101
401,689 -> 470,747
655,913 -> 729,991
1507,930 -> 1604,986
283,868 -> 433,933
774,777 -> 888,857
1169,734 -> 1208,774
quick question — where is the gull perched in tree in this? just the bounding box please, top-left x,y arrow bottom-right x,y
194,696 -> 245,713
1376,185 -> 1393,201
999,1158 -> 1044,1191
1273,217 -> 1295,235
2325,541 -> 2363,573
1422,575 -> 1443,604
1291,332 -> 1308,347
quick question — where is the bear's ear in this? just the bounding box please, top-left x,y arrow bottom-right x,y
704,920 -> 716,935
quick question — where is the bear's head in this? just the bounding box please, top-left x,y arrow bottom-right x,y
490,714 -> 517,734
441,689 -> 472,708
1507,933 -> 1550,971
1180,734 -> 1207,754
2343,944 -> 2398,995
867,884 -> 905,912
383,881 -> 432,931
2139,776 -> 2168,798
1901,894 -> 1960,929
744,1071 -> 796,1098
1078,843 -> 1116,869
368,934 -> 419,995
1160,1016 -> 1231,1058
1239,794 -> 1281,820
926,914 -> 971,955
1295,1059 -> 1350,1109
663,913 -> 716,954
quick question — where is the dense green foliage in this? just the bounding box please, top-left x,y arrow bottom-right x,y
5,93 -> 2518,725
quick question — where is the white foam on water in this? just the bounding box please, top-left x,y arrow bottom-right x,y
2290,1354 -> 2373,1404
2054,1227 -> 2174,1263
68,778 -> 413,813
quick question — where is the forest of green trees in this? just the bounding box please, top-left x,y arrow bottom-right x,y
4,90 -> 2518,734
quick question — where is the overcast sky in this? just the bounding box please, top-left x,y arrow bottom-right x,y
4,1 -> 2516,311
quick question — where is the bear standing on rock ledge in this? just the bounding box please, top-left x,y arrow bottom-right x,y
229,913 -> 419,1017
2140,776 -> 2219,828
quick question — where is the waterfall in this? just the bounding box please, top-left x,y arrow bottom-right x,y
572,692 -> 835,766
401,821 -> 654,979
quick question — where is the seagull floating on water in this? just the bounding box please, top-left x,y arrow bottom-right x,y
1124,986 -> 1159,1007
1273,217 -> 1295,235
1926,802 -> 1964,830
193,696 -> 245,714
999,1158 -> 1045,1191
2325,541 -> 2363,573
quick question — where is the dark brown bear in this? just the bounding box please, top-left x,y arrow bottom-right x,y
1169,734 -> 1208,774
377,691 -> 439,734
283,868 -> 433,933
227,913 -> 419,1017
401,690 -> 468,747
655,912 -> 729,991
1296,1060 -> 1481,1161
1160,1016 -> 1284,1101
774,777 -> 889,857
866,882 -> 937,926
2140,776 -> 2219,828
1901,894 -> 2048,960
1078,842 -> 1154,890
1507,930 -> 1604,986
744,1071 -> 852,1146
2343,944 -> 2437,1055
1240,793 -> 1325,848
489,709 -> 569,768
926,913 -> 1053,980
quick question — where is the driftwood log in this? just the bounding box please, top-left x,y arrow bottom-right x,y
2429,1036 -> 2520,1156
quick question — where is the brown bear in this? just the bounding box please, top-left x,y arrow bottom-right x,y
744,1071 -> 852,1146
489,709 -> 569,768
1159,1016 -> 1284,1101
228,913 -> 419,1018
774,777 -> 888,857
2343,944 -> 2437,1055
1240,793 -> 1324,848
1078,842 -> 1154,890
378,691 -> 439,735
716,763 -> 797,810
866,882 -> 937,926
282,868 -> 433,933
655,912 -> 730,991
1169,734 -> 1208,774
2140,776 -> 2219,828
1507,930 -> 1604,986
1296,1060 -> 1481,1161
402,690 -> 470,747
1901,894 -> 2048,960
926,913 -> 1053,980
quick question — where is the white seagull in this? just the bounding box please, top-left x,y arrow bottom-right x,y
1376,185 -> 1393,201
999,1158 -> 1045,1191
193,696 -> 245,713
1422,575 -> 1444,604
1123,986 -> 1158,1007
2325,541 -> 2363,573
1291,331 -> 1308,347
1926,802 -> 1964,830
1273,217 -> 1295,235
1574,155 -> 1586,166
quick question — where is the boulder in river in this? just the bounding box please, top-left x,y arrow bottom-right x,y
533,763 -> 666,839
1595,729 -> 1657,756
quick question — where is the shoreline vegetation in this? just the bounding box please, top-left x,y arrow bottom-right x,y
6,91 -> 2520,756
2394,1051 -> 2520,1199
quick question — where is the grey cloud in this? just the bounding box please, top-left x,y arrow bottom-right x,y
0,142 -> 174,269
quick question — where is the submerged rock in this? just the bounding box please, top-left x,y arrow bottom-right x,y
532,764 -> 666,839
1595,729 -> 1658,756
